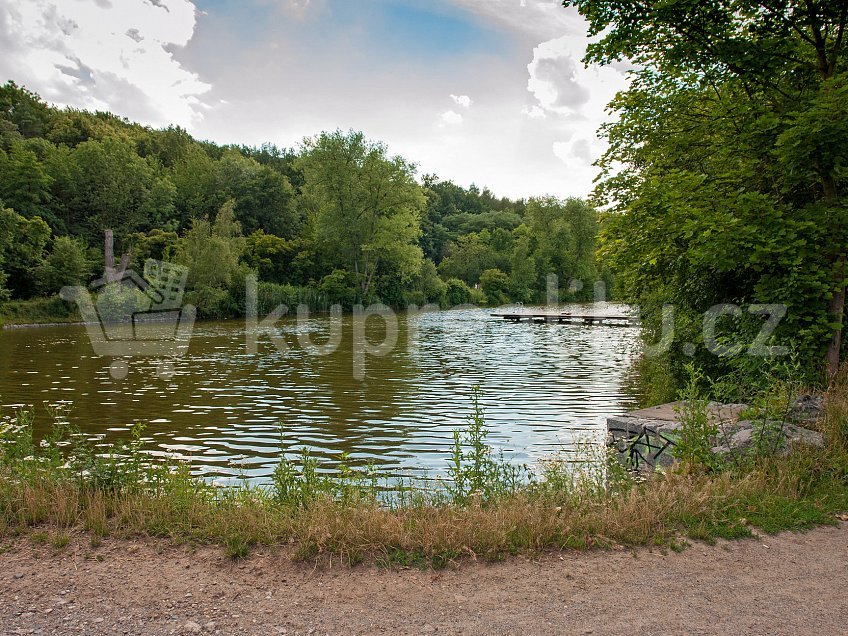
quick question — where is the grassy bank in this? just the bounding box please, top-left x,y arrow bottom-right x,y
1,385 -> 847,566
0,296 -> 81,327
0,289 -> 481,328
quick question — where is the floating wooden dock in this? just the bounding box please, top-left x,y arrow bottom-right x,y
491,312 -> 638,326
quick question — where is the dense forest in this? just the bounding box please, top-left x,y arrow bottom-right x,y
0,81 -> 608,320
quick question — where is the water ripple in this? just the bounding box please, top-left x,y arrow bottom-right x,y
0,305 -> 640,479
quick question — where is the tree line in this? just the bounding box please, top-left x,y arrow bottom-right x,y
0,81 -> 608,319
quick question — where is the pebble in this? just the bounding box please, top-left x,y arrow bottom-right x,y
183,620 -> 202,634
14,573 -> 25,580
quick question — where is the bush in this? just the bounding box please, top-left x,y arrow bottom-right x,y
410,260 -> 446,306
36,236 -> 92,295
319,269 -> 357,308
185,286 -> 232,319
673,364 -> 721,473
479,268 -> 510,306
92,283 -> 151,323
446,387 -> 528,504
444,278 -> 473,306
469,287 -> 487,306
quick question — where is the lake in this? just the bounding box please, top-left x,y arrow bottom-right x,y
0,305 -> 641,483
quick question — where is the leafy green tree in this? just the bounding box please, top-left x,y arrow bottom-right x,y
406,259 -> 446,306
127,229 -> 179,272
0,205 -> 50,298
176,200 -> 247,306
526,197 -> 598,296
243,230 -> 294,283
445,210 -> 523,235
52,137 -> 173,242
296,130 -> 425,298
172,145 -> 221,227
509,231 -> 537,302
0,82 -> 52,138
216,150 -> 298,238
36,236 -> 91,294
0,140 -> 52,218
420,177 -> 526,262
480,268 -> 511,306
238,143 -> 304,193
46,110 -> 105,147
566,0 -> 848,377
135,125 -> 196,168
0,201 -> 10,302
318,269 -> 357,307
420,185 -> 453,262
140,175 -> 178,231
438,230 -> 500,285
445,278 -> 473,306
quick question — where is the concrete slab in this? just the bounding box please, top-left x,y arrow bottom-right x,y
626,401 -> 746,423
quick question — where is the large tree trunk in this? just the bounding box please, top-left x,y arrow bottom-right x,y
104,229 -> 115,281
103,229 -> 131,283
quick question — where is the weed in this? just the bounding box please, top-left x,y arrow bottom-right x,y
0,379 -> 845,565
30,530 -> 49,546
51,533 -> 70,550
445,386 -> 530,505
673,364 -> 722,472
224,535 -> 251,560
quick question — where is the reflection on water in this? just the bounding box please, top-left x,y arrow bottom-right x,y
0,305 -> 641,481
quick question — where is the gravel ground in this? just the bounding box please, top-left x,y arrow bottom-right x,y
1,523 -> 846,636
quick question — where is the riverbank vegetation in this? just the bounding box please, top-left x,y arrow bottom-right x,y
0,82 -> 609,324
566,0 -> 848,388
0,379 -> 846,566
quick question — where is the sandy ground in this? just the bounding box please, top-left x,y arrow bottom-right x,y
1,523 -> 846,636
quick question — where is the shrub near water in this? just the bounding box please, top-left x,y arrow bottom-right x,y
446,387 -> 528,505
0,381 -> 846,565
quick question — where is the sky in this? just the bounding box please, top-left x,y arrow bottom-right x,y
0,0 -> 630,200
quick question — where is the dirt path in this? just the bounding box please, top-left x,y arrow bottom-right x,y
1,523 -> 846,636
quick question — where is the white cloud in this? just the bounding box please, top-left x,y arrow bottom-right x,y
451,94 -> 473,108
440,109 -> 464,125
527,44 -> 589,114
444,0 -> 629,191
552,140 -> 571,164
525,32 -> 629,118
0,0 -> 210,128
521,104 -> 546,119
553,135 -> 598,167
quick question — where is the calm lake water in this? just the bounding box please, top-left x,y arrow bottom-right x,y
0,305 -> 641,482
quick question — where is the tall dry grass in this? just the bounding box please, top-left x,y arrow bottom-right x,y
0,375 -> 846,565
